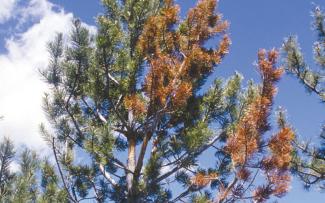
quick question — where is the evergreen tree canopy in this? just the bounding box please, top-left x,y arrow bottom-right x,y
0,137 -> 69,203
283,5 -> 325,190
36,0 -> 295,202
0,137 -> 15,201
0,0 -> 304,203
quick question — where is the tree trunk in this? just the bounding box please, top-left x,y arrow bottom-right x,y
127,137 -> 136,203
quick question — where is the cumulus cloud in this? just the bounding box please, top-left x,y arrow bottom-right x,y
0,0 -> 17,23
0,0 -> 95,151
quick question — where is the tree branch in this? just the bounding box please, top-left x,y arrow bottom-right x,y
155,132 -> 222,184
52,138 -> 78,203
98,163 -> 117,187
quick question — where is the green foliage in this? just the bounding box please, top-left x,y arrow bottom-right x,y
0,137 -> 15,201
12,149 -> 39,203
184,121 -> 213,151
282,36 -> 323,97
39,159 -> 65,203
35,0 -> 291,202
190,194 -> 211,203
0,137 -> 70,202
39,0 -> 167,201
283,6 -> 325,101
282,5 -> 325,190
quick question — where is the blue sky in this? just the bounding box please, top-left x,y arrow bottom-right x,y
0,0 -> 325,202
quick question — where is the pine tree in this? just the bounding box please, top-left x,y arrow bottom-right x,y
40,0 -> 294,202
12,149 -> 39,202
282,5 -> 325,190
0,137 -> 15,201
38,159 -> 69,203
189,49 -> 294,203
0,136 -> 69,203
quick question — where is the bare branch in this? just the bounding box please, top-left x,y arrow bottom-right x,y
108,72 -> 120,85
98,163 -> 117,187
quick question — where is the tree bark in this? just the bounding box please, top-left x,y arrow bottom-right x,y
134,133 -> 151,181
127,137 -> 136,203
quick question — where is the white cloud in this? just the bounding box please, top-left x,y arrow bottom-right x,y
0,0 -> 17,23
0,0 -> 95,151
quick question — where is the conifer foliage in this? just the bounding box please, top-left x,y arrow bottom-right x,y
187,50 -> 294,203
0,0 -> 296,202
0,137 -> 68,202
219,50 -> 294,203
283,6 -> 325,190
0,137 -> 15,200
